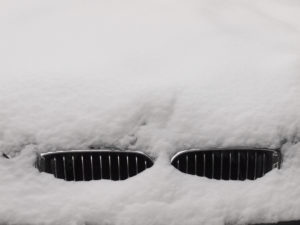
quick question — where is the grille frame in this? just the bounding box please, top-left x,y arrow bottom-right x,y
171,148 -> 281,180
37,149 -> 154,181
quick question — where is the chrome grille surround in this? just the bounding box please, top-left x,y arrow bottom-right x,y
171,148 -> 281,180
37,150 -> 154,181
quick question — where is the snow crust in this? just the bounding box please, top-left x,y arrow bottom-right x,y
0,0 -> 300,224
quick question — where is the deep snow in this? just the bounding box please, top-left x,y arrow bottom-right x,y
0,0 -> 300,224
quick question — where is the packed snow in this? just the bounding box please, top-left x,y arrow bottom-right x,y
0,0 -> 300,224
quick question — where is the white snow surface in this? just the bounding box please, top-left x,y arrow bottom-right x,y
1,0 -> 300,224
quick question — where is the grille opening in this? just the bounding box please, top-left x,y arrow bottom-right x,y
171,149 -> 281,180
37,150 -> 154,181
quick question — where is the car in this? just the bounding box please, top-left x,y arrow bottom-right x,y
0,0 -> 300,225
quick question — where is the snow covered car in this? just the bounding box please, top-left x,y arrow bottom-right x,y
1,0 -> 300,225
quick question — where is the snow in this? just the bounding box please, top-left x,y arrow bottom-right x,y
0,0 -> 300,224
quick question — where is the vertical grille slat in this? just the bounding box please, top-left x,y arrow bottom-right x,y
117,155 -> 121,180
135,156 -> 138,175
254,152 -> 257,180
81,155 -> 85,181
194,154 -> 197,175
63,156 -> 67,180
99,155 -> 103,180
90,155 -> 94,180
126,156 -> 129,178
108,155 -> 112,180
203,153 -> 206,177
246,151 -> 249,180
53,157 -> 57,178
37,150 -> 154,181
72,156 -> 76,181
171,149 -> 281,181
211,153 -> 215,179
262,153 -> 266,176
186,155 -> 189,173
220,152 -> 223,180
237,152 -> 241,180
229,153 -> 232,180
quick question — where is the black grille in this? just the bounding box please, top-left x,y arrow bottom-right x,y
37,150 -> 154,181
171,149 -> 281,180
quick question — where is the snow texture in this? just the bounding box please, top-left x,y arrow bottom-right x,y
0,0 -> 300,224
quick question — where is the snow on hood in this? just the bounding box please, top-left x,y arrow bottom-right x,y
0,0 -> 300,224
